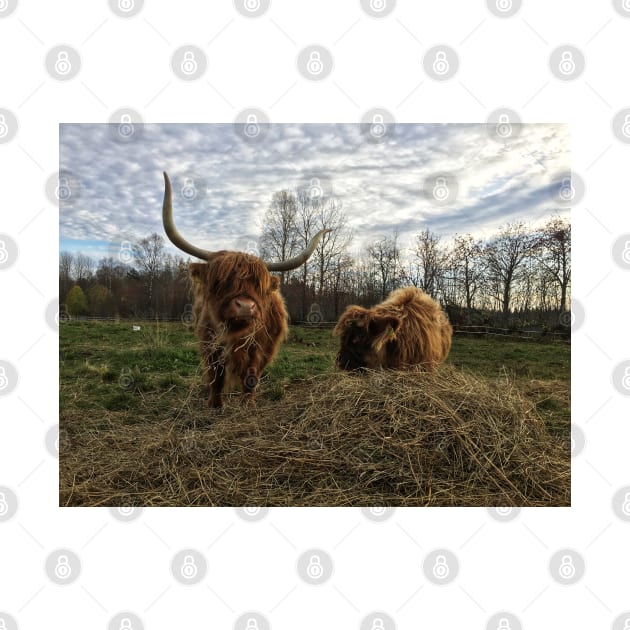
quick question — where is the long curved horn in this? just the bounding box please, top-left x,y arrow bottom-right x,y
162,172 -> 212,260
265,228 -> 332,272
163,171 -> 331,268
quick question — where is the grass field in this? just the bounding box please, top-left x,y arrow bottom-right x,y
59,321 -> 570,506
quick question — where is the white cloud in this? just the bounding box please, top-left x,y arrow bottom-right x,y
60,123 -> 570,259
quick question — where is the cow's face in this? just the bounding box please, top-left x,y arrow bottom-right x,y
190,253 -> 279,328
334,306 -> 401,370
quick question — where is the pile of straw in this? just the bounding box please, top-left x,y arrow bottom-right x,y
60,366 -> 569,507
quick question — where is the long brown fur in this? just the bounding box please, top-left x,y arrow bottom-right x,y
189,252 -> 288,408
334,286 -> 452,371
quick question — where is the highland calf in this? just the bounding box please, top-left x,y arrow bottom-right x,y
334,286 -> 452,371
162,172 -> 328,408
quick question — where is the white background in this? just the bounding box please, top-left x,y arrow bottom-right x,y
1,0 -> 629,628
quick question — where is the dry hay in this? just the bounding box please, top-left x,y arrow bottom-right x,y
60,366 -> 570,507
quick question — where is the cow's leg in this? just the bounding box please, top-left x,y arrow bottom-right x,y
240,348 -> 263,404
241,366 -> 259,404
199,336 -> 225,409
208,356 -> 225,408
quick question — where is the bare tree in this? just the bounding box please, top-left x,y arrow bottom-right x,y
259,190 -> 298,288
367,233 -> 400,300
73,252 -> 94,287
410,229 -> 445,299
312,198 -> 352,299
484,222 -> 535,324
536,216 -> 571,313
59,251 -> 74,300
133,233 -> 165,315
451,234 -> 484,311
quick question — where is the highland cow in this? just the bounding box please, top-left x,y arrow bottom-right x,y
334,286 -> 452,371
162,172 -> 329,408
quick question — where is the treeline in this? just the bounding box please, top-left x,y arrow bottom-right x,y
60,190 -> 570,329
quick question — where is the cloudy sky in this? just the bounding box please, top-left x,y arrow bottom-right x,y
59,122 -> 569,261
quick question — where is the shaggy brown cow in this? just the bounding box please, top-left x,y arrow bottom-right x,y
162,172 -> 329,408
334,286 -> 452,371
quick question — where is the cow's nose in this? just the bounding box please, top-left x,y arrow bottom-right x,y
234,298 -> 256,317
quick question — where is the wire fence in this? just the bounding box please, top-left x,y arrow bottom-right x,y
60,317 -> 570,343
